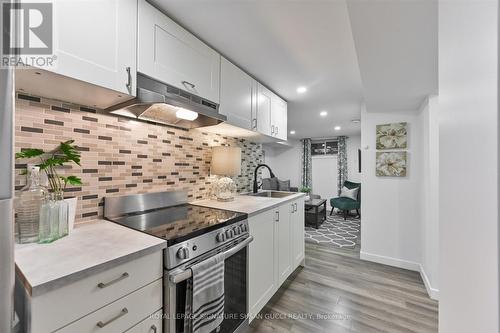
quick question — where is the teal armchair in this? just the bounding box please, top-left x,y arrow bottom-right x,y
330,181 -> 361,220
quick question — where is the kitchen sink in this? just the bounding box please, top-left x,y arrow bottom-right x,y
246,191 -> 296,198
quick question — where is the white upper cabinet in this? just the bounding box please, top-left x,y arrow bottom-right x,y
51,0 -> 137,96
254,83 -> 287,140
255,83 -> 273,136
138,0 -> 220,103
271,95 -> 288,140
219,57 -> 256,129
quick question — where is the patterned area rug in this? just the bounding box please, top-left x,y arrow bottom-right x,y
305,214 -> 361,248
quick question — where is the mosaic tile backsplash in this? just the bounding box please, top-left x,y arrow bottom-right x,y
14,93 -> 264,223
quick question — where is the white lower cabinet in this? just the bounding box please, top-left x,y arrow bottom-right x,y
248,197 -> 305,321
56,279 -> 162,333
276,204 -> 292,285
125,310 -> 162,333
20,251 -> 163,333
290,199 -> 305,268
248,209 -> 277,320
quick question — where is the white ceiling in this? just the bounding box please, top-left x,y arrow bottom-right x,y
347,0 -> 438,112
152,0 -> 438,139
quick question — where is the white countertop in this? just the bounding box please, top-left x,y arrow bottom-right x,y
15,220 -> 167,297
193,191 -> 306,216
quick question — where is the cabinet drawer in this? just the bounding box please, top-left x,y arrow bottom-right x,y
56,279 -> 162,333
31,251 -> 162,333
125,310 -> 162,333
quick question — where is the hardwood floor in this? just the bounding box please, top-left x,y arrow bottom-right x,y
247,237 -> 438,333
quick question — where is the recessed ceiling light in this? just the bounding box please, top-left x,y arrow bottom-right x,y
334,126 -> 341,131
289,130 -> 296,135
320,111 -> 328,117
296,86 -> 307,94
351,119 -> 361,124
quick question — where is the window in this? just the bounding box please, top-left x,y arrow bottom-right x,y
311,140 -> 338,156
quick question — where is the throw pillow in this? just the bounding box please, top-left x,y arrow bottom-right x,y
262,177 -> 279,190
340,186 -> 359,201
278,179 -> 290,191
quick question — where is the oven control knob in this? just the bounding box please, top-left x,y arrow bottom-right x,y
225,228 -> 234,239
233,226 -> 241,235
240,224 -> 247,233
216,232 -> 226,243
176,247 -> 189,260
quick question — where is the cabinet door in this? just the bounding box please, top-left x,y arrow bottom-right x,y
291,199 -> 305,269
220,57 -> 255,129
271,96 -> 288,140
255,83 -> 272,136
276,204 -> 292,285
52,0 -> 136,96
248,210 -> 276,320
138,0 -> 220,103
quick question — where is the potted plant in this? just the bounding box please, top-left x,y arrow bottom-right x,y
16,140 -> 82,236
299,186 -> 312,201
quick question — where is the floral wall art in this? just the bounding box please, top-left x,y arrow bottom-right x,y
376,122 -> 407,149
375,122 -> 408,177
376,151 -> 407,177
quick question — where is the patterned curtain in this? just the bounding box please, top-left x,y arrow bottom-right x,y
337,136 -> 348,195
300,139 -> 312,190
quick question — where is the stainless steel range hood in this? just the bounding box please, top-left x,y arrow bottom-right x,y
106,74 -> 226,129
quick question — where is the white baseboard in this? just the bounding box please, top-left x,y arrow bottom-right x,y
419,264 -> 439,300
360,251 -> 439,300
360,251 -> 420,271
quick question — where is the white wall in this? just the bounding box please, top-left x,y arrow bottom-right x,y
263,140 -> 302,188
347,135 -> 362,183
360,107 -> 423,269
438,1 -> 498,332
420,96 -> 439,299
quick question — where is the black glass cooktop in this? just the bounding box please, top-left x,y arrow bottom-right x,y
107,204 -> 247,245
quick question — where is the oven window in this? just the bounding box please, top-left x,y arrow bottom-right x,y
175,247 -> 248,333
220,247 -> 247,333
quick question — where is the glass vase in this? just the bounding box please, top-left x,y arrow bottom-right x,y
15,166 -> 47,244
39,191 -> 69,243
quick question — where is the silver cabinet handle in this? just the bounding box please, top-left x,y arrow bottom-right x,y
275,210 -> 279,222
294,203 -> 297,212
276,126 -> 278,135
182,80 -> 196,89
170,236 -> 254,284
126,67 -> 131,91
271,125 -> 275,135
150,325 -> 158,333
96,308 -> 128,328
252,118 -> 257,130
97,272 -> 129,289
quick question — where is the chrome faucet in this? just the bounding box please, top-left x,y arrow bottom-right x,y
253,164 -> 276,193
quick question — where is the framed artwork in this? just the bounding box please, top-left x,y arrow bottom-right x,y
376,151 -> 407,177
376,122 -> 407,149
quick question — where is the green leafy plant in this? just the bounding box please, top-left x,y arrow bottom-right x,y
299,186 -> 312,194
16,140 -> 83,192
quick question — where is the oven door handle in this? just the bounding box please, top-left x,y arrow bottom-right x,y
169,236 -> 254,284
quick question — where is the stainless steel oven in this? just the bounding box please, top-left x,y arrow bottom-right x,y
166,235 -> 252,333
104,191 -> 252,333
